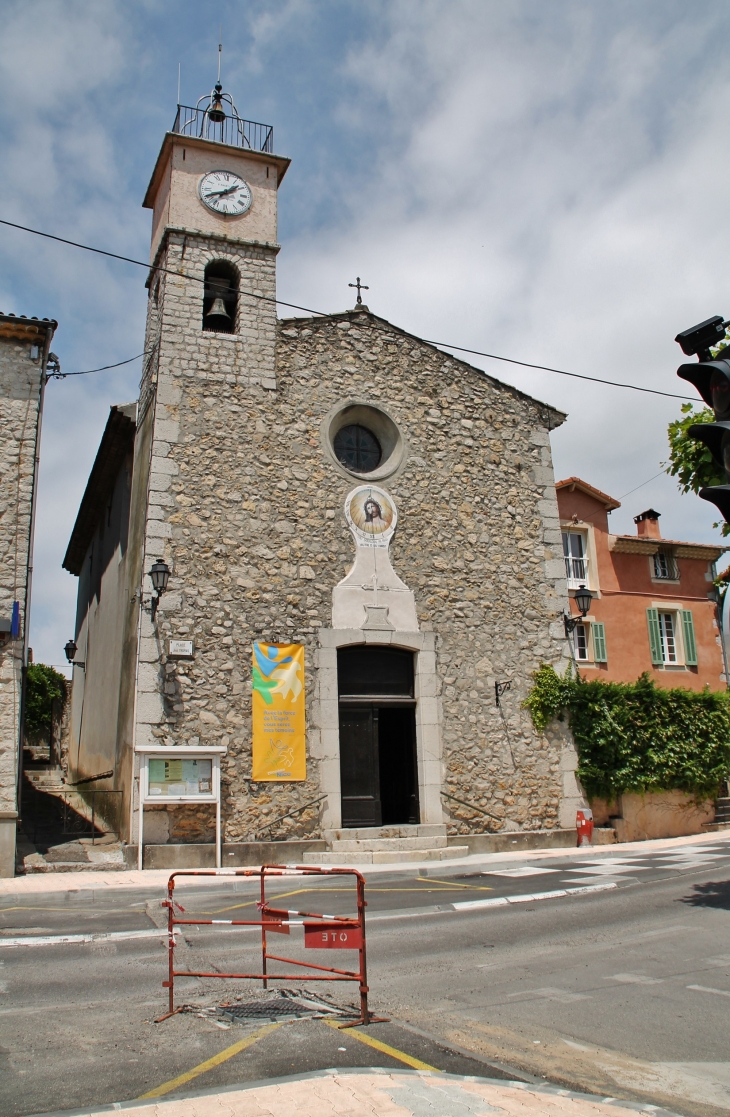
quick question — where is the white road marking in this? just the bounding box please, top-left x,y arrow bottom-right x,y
507,986 -> 590,1003
484,866 -> 561,878
687,984 -> 730,998
562,877 -> 621,885
564,865 -> 650,874
0,928 -> 176,948
453,881 -> 617,910
605,973 -> 663,985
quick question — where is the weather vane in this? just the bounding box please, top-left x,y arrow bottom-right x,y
348,277 -> 369,306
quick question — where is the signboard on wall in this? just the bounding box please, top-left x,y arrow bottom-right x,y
147,757 -> 212,798
252,642 -> 306,781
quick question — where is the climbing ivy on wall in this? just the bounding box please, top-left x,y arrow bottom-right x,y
524,665 -> 730,801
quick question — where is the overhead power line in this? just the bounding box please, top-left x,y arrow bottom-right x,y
53,352 -> 146,378
617,470 -> 667,500
422,340 -> 694,401
0,218 -> 325,318
0,216 -> 695,401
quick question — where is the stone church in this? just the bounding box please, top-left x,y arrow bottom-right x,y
63,82 -> 581,866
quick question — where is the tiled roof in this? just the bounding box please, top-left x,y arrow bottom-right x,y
556,477 -> 621,511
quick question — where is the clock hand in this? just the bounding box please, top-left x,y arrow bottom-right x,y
204,184 -> 239,198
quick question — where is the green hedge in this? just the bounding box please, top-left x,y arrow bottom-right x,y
524,665 -> 730,801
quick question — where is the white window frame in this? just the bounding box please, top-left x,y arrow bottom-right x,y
573,621 -> 591,662
651,549 -> 679,583
561,523 -> 600,593
652,603 -> 686,667
570,615 -> 608,667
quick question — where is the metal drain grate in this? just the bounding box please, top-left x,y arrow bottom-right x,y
218,998 -> 321,1023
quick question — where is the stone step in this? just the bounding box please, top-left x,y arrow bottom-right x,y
330,835 -> 448,852
702,821 -> 730,832
22,859 -> 129,874
302,845 -> 470,866
323,824 -> 446,843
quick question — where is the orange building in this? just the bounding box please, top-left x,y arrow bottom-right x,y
556,478 -> 727,691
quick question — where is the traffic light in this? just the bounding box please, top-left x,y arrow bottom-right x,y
676,315 -> 730,521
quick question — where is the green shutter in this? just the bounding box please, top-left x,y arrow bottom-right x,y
592,622 -> 607,663
646,608 -> 663,664
682,610 -> 698,666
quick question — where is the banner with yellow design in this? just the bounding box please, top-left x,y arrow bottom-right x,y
252,643 -> 306,781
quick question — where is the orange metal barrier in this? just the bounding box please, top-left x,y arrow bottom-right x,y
160,864 -> 385,1027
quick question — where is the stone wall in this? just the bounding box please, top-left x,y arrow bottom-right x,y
130,228 -> 281,841
133,283 -> 579,841
0,326 -> 47,875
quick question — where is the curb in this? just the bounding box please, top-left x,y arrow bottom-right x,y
22,1065 -> 686,1117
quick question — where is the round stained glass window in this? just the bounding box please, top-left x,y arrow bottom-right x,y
333,424 -> 382,473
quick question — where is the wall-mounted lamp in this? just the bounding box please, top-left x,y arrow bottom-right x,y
563,585 -> 593,637
149,560 -> 171,621
64,639 -> 85,670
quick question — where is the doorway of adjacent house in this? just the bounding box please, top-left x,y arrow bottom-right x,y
337,645 -> 419,828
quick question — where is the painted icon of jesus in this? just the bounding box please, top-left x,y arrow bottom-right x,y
364,498 -> 388,528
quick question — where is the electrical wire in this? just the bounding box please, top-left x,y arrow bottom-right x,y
1,216 -> 697,401
617,470 -> 667,500
422,340 -> 695,401
0,218 -> 326,318
52,352 -> 145,378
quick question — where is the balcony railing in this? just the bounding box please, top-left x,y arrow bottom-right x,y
172,104 -> 274,153
564,555 -> 589,587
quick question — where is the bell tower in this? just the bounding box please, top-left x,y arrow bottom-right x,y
119,78 -> 291,843
140,79 -> 290,401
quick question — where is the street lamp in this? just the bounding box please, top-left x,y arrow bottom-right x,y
149,560 -> 171,621
563,585 -> 593,637
64,639 -> 85,670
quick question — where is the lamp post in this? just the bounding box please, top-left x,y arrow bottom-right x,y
563,584 -> 593,638
64,639 -> 85,670
149,560 -> 171,621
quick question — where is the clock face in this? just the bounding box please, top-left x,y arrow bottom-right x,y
198,170 -> 252,216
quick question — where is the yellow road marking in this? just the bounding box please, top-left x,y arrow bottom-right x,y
137,1020 -> 284,1098
324,1018 -> 437,1070
416,877 -> 492,891
184,882 -> 480,917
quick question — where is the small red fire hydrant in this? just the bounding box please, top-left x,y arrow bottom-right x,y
576,808 -> 594,847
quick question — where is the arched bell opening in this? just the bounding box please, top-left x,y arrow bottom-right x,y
202,260 -> 239,334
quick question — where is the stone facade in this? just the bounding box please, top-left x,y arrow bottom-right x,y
129,287 -> 580,844
0,313 -> 56,876
66,120 -> 586,856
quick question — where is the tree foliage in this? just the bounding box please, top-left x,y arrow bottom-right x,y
24,663 -> 66,738
525,664 -> 730,801
664,329 -> 730,535
664,403 -> 725,494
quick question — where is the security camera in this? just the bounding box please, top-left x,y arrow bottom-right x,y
675,316 -> 728,360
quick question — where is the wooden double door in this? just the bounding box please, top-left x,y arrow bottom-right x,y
337,646 -> 419,829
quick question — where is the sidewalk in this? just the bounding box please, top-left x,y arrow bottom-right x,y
2,828 -> 728,898
28,1067 -> 682,1117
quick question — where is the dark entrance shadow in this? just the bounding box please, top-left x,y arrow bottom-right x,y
679,879 -> 730,909
20,778 -> 102,853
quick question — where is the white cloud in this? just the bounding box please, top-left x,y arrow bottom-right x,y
277,1 -> 730,545
3,0 -> 730,667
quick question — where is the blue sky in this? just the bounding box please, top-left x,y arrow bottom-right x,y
2,0 -> 730,670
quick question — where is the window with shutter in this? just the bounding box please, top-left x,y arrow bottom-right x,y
592,622 -> 607,663
681,610 -> 698,666
646,608 -> 663,665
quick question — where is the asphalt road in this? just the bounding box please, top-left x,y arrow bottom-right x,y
1,839 -> 729,1117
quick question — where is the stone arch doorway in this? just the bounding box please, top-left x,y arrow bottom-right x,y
337,645 -> 419,828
